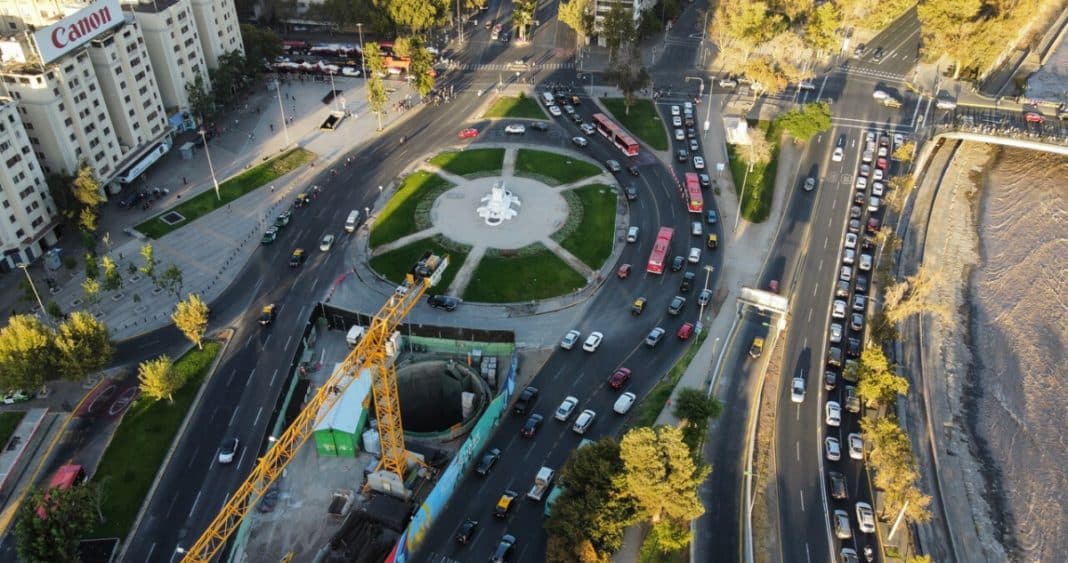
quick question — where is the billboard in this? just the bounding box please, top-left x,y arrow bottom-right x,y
33,0 -> 123,64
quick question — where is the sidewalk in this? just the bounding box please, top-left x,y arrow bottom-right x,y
2,75 -> 420,342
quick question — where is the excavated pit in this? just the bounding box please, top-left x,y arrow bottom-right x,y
394,359 -> 490,433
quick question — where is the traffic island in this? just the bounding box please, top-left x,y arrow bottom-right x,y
599,98 -> 669,151
513,149 -> 602,185
369,236 -> 467,292
462,244 -> 586,302
482,93 -> 547,119
428,148 -> 505,177
369,171 -> 454,248
727,120 -> 781,223
552,184 -> 618,269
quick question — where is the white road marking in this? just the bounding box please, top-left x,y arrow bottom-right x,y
228,408 -> 239,428
799,488 -> 805,511
188,448 -> 199,468
226,369 -> 237,387
310,277 -> 319,291
284,335 -> 292,351
807,308 -> 813,323
188,491 -> 202,519
269,368 -> 278,387
797,442 -> 801,461
146,543 -> 156,562
263,334 -> 271,347
253,406 -> 263,427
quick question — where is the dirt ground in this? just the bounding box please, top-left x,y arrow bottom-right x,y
924,143 -> 1067,562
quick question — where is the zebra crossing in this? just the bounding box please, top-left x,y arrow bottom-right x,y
834,65 -> 907,83
452,62 -> 575,71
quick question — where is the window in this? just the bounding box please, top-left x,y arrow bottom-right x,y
64,117 -> 73,126
15,229 -> 25,238
0,141 -> 8,152
32,217 -> 43,228
5,155 -> 20,167
58,103 -> 65,112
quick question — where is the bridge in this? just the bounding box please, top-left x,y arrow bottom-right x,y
919,106 -> 1068,156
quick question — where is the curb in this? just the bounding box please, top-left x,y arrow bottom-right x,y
117,331 -> 233,562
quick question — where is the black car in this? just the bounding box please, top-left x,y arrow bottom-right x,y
829,472 -> 848,500
456,519 -> 479,544
529,121 -> 549,132
846,337 -> 861,358
699,173 -> 711,188
427,294 -> 460,311
491,534 -> 517,563
570,112 -> 583,124
513,386 -> 538,414
827,346 -> 843,368
476,448 -> 501,476
625,185 -> 638,201
627,165 -> 640,176
671,255 -> 685,272
520,414 -> 544,437
680,271 -> 695,292
676,149 -> 689,162
668,295 -> 686,315
855,275 -> 869,293
824,370 -> 838,391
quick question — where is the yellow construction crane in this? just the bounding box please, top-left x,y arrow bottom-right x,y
181,253 -> 449,563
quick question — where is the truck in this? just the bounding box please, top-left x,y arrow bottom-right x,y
527,466 -> 554,501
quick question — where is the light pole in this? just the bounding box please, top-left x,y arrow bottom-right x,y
357,23 -> 367,82
698,264 -> 714,328
17,263 -> 50,324
456,0 -> 463,44
703,71 -> 714,135
734,150 -> 754,232
199,128 -> 221,201
273,80 -> 291,146
328,70 -> 341,112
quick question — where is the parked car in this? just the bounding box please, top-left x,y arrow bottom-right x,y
613,392 -> 636,414
829,471 -> 848,500
856,502 -> 876,533
825,436 -> 841,461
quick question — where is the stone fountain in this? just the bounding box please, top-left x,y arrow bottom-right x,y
476,181 -> 521,226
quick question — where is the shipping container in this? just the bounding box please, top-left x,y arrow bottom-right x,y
314,428 -> 338,457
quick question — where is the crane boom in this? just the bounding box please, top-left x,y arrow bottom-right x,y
182,253 -> 448,562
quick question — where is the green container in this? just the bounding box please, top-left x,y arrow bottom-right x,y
333,430 -> 356,457
314,428 -> 338,457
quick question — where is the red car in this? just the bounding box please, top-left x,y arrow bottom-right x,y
866,217 -> 881,234
607,367 -> 631,390
617,263 -> 632,279
876,157 -> 888,170
677,322 -> 694,340
768,280 -> 779,294
458,128 -> 479,139
1024,111 -> 1045,124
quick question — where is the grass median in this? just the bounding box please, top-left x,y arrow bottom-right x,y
483,93 -> 546,119
599,98 -> 668,151
91,342 -> 220,539
463,244 -> 586,302
428,148 -> 505,176
369,171 -> 453,248
634,330 -> 709,427
369,236 -> 467,293
136,148 -> 315,239
726,121 -> 780,223
553,184 -> 617,269
0,411 -> 25,451
514,149 -> 601,185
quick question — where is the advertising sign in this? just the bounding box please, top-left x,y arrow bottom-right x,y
33,0 -> 123,64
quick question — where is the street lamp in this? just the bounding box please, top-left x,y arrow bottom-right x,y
455,0 -> 464,44
17,263 -> 50,325
699,264 -> 715,318
735,156 -> 754,232
199,128 -> 221,201
328,70 -> 341,112
357,23 -> 367,82
274,79 -> 291,146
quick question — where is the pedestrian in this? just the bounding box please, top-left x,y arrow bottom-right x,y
270,123 -> 274,132
182,176 -> 187,184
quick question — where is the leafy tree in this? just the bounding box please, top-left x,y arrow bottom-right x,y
853,346 -> 909,407
869,309 -> 899,345
14,485 -> 98,563
609,53 -> 649,116
72,163 -> 105,211
139,243 -> 158,282
739,126 -> 774,166
804,3 -> 841,52
101,256 -> 122,292
907,553 -> 934,563
185,74 -> 215,122
893,141 -> 915,163
601,2 -> 634,62
54,312 -> 113,381
775,101 -> 832,141
916,0 -> 982,73
368,75 -> 389,131
387,0 -> 445,32
392,36 -> 412,59
559,0 -> 594,38
46,301 -> 63,320
81,277 -> 101,308
0,315 -> 56,391
743,56 -> 788,95
211,51 -> 247,107
84,253 -> 99,281
158,264 -> 184,300
645,518 -> 693,554
513,0 -> 538,40
239,24 -> 283,76
408,37 -> 436,97
138,355 -> 183,402
77,206 -> 98,233
883,266 -> 951,324
617,426 -> 708,523
363,42 -> 386,76
672,388 -> 723,453
172,293 -> 210,349
713,0 -> 786,49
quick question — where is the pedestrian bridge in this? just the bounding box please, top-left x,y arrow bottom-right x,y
929,109 -> 1068,156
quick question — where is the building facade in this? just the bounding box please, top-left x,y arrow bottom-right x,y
123,0 -> 211,112
189,0 -> 242,69
0,97 -> 58,271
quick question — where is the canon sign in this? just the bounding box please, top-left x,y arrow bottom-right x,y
33,0 -> 123,64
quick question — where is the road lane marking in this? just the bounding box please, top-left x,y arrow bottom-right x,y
797,441 -> 801,461
253,406 -> 263,427
227,368 -> 237,387
805,543 -> 811,563
188,447 -> 199,468
310,277 -> 319,291
807,308 -> 813,323
188,491 -> 202,519
228,408 -> 239,428
146,543 -> 156,563
246,334 -> 254,347
284,335 -> 293,351
269,368 -> 278,387
297,305 -> 306,320
263,334 -> 272,348
799,489 -> 805,511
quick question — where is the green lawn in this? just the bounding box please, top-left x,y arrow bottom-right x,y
136,148 -> 314,239
514,149 -> 601,186
369,237 -> 468,293
554,185 -> 617,268
0,411 -> 25,450
369,171 -> 453,248
463,245 -> 586,302
599,98 -> 668,151
726,121 -> 779,223
635,330 -> 709,427
428,148 -> 505,176
482,94 -> 546,119
91,342 -> 220,538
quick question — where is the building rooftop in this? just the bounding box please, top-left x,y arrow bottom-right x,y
123,0 -> 185,15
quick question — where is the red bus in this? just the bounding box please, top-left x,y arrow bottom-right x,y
282,40 -> 309,53
647,227 -> 674,274
37,464 -> 86,517
684,173 -> 703,214
591,113 -> 640,157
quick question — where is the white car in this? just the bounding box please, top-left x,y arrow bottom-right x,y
868,196 -> 880,213
856,501 -> 876,533
845,233 -> 858,250
830,323 -> 843,343
859,253 -> 873,271
832,299 -> 847,319
832,147 -> 844,162
859,164 -> 871,177
848,432 -> 865,460
872,89 -> 889,100
675,128 -> 685,141
872,168 -> 884,182
613,392 -> 636,414
834,509 -> 853,539
825,400 -> 842,426
872,181 -> 885,197
825,436 -> 841,461
865,131 -> 876,144
581,123 -> 596,135
877,145 -> 889,158
672,115 -> 682,127
855,176 -> 868,190
670,105 -> 681,116
560,329 -> 581,350
688,247 -> 701,263
691,221 -> 703,236
548,105 -> 562,117
572,136 -> 588,147
693,156 -> 705,169
862,150 -> 873,163
627,226 -> 640,243
606,159 -> 622,172
582,331 -> 604,352
572,409 -> 596,434
555,396 -> 579,421
218,438 -> 239,464
790,376 -> 806,403
893,133 -> 905,147
319,234 -> 335,252
843,248 -> 855,266
504,124 -> 526,134
840,266 -> 852,283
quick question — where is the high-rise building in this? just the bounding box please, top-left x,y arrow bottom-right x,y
189,0 -> 242,69
0,97 -> 58,271
123,0 -> 211,112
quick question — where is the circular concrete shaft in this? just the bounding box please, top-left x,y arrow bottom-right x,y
430,177 -> 569,250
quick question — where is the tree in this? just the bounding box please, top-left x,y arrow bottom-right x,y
14,485 -> 98,563
172,293 -> 210,349
158,264 -> 184,300
713,0 -> 786,50
211,51 -> 247,107
392,36 -> 412,59
916,0 -> 982,73
70,163 -> 104,233
617,426 -> 708,524
81,277 -> 101,308
368,75 -> 389,131
893,141 -> 916,163
743,56 -> 788,95
883,266 -> 951,324
186,74 -> 215,122
739,126 -> 774,166
804,3 -> 841,52
54,312 -> 113,382
775,101 -> 832,141
672,388 -> 723,453
84,253 -> 99,281
363,42 -> 386,76
239,24 -> 283,76
408,37 -> 436,97
601,2 -> 634,62
138,355 -> 183,402
609,53 -> 649,115
0,315 -> 56,391
101,256 -> 122,292
386,0 -> 444,32
139,243 -> 158,282
646,518 -> 693,554
559,0 -> 594,39
853,345 -> 909,408
78,206 -> 98,232
513,0 -> 538,40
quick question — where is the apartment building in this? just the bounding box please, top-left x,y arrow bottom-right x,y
124,0 -> 210,112
0,97 -> 59,271
591,0 -> 649,46
189,0 -> 242,69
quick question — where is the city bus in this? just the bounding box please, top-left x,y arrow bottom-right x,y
591,113 -> 640,157
37,464 -> 86,518
684,173 -> 704,214
646,227 -> 674,274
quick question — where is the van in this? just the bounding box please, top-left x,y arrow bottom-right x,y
345,210 -> 361,233
935,98 -> 957,110
541,91 -> 555,106
346,325 -> 365,347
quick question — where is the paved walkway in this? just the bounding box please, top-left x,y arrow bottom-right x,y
2,75 -> 420,341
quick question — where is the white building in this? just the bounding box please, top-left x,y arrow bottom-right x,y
123,0 -> 211,112
0,97 -> 59,271
189,0 -> 243,69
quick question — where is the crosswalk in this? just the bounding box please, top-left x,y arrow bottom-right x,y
452,62 -> 575,71
834,65 -> 907,83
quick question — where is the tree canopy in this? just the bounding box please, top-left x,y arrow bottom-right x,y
54,312 -> 113,382
617,426 -> 708,524
172,294 -> 209,349
138,355 -> 182,402
14,485 -> 99,563
775,101 -> 832,141
853,345 -> 909,408
558,0 -> 594,38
